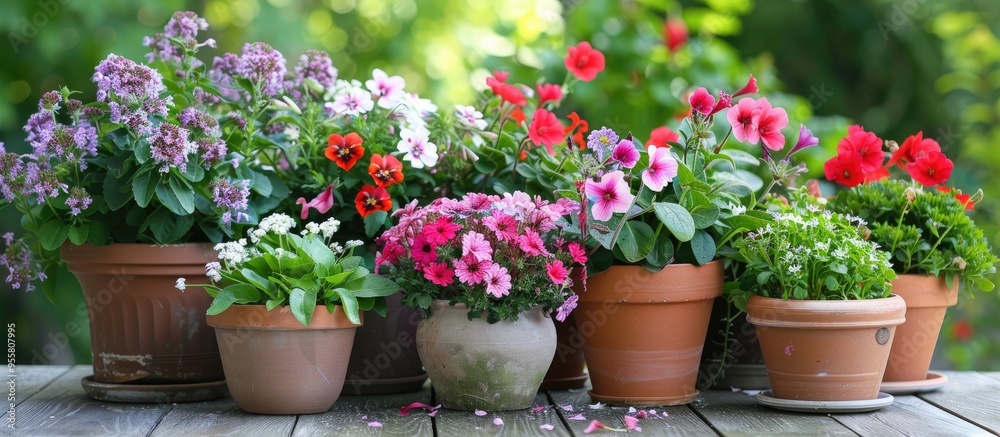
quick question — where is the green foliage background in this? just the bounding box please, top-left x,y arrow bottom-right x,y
1,0 -> 998,369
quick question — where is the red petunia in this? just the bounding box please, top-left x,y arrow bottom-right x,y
953,320 -> 973,341
663,18 -> 688,54
688,87 -> 716,115
824,152 -> 865,188
888,131 -> 940,170
564,112 -> 589,150
368,153 -> 404,187
536,83 -> 563,105
528,109 -> 565,154
354,185 -> 392,218
564,42 -> 605,82
836,125 -> 884,175
326,132 -> 365,171
486,70 -> 508,95
648,126 -> 680,148
906,151 -> 953,186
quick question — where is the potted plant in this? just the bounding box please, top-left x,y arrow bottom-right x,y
730,190 -> 905,403
180,213 -> 398,414
0,12 -> 286,401
824,129 -> 998,391
374,191 -> 584,411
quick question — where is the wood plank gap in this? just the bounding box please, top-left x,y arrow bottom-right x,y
544,391 -> 578,437
431,385 -> 438,437
684,403 -> 724,437
915,396 -> 1000,437
289,414 -> 300,437
141,404 -> 174,437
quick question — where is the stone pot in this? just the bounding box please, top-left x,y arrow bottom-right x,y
416,300 -> 555,411
747,294 -> 906,401
577,262 -> 723,406
342,294 -> 427,395
884,274 -> 958,382
207,304 -> 361,415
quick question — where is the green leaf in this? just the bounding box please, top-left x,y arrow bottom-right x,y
156,177 -> 195,215
646,228 -> 675,268
86,221 -> 111,246
364,211 -> 388,237
241,268 -> 275,297
370,297 -> 388,317
207,284 -> 259,315
653,202 -> 696,242
299,235 -> 336,266
38,220 -> 70,251
289,287 -> 318,326
67,225 -> 89,245
103,171 -> 131,211
147,207 -> 195,244
617,220 -> 655,263
825,275 -> 838,291
342,275 -> 400,298
689,230 -> 716,265
183,163 -> 205,183
133,169 -> 157,208
325,270 -> 353,286
335,289 -> 361,324
134,139 -> 151,163
248,169 -> 273,197
757,271 -> 773,284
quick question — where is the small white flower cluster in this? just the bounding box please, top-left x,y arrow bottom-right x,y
301,217 -> 341,238
258,213 -> 296,236
205,262 -> 222,282
345,240 -> 364,249
175,278 -> 186,291
215,240 -> 250,266
728,202 -> 747,215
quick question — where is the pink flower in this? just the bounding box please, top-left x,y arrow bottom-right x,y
733,74 -> 758,97
400,402 -> 439,416
462,231 -> 492,262
410,234 -> 438,265
642,145 -> 678,192
726,98 -> 761,144
375,241 -> 405,273
421,217 -> 461,246
484,264 -> 512,298
365,68 -> 406,109
519,229 -> 551,257
610,139 -> 640,169
493,418 -> 504,426
624,415 -> 639,430
454,256 -> 489,285
528,108 -> 565,155
585,171 -> 634,222
295,185 -> 335,219
754,98 -> 788,151
567,242 -> 588,264
536,83 -> 563,105
484,211 -> 519,242
475,410 -> 488,416
423,261 -> 455,286
688,87 -> 716,115
546,260 -> 569,285
555,295 -> 578,322
583,420 -> 605,434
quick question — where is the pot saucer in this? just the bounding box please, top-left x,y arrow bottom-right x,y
756,390 -> 893,413
540,374 -> 589,391
341,373 -> 429,396
588,390 -> 699,406
81,376 -> 228,403
880,371 -> 948,395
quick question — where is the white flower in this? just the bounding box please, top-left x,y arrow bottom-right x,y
329,242 -> 344,254
345,240 -> 364,249
397,126 -> 438,169
455,105 -> 487,130
303,222 -> 320,236
788,264 -> 801,274
365,68 -> 406,109
249,228 -> 266,243
284,125 -> 300,141
319,217 -> 341,238
832,247 -> 849,260
258,213 -> 296,235
205,262 -> 222,283
215,241 -> 250,265
175,278 -> 186,291
327,87 -> 374,116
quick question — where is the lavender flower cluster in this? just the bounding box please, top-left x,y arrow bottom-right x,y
1,233 -> 45,292
93,54 -> 171,136
211,42 -> 287,100
289,50 -> 338,102
212,179 -> 251,226
143,11 -> 215,67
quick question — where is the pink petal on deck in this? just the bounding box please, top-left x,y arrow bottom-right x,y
400,402 -> 435,416
531,406 -> 547,413
428,410 -> 439,417
560,404 -> 574,411
624,415 -> 639,429
368,422 -> 383,428
540,424 -> 555,431
568,413 -> 587,421
583,420 -> 605,434
636,410 -> 648,419
493,418 -> 504,426
475,409 -> 488,416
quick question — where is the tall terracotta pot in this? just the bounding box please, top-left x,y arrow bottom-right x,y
747,295 -> 906,401
884,274 -> 958,382
577,262 -> 723,406
342,294 -> 427,395
416,300 -> 555,411
61,244 -> 224,390
207,304 -> 361,414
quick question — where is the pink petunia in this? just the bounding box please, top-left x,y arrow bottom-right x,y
688,87 -> 716,115
568,242 -> 588,264
642,145 -> 678,192
546,260 -> 569,285
421,217 -> 462,246
555,295 -> 578,322
585,171 -> 634,222
519,229 -> 551,257
753,98 -> 788,151
484,211 -> 520,242
422,261 -> 455,286
295,185 -> 335,219
610,139 -> 640,169
484,264 -> 512,298
410,234 -> 438,265
726,98 -> 761,144
375,241 -> 405,273
454,256 -> 489,285
462,231 -> 492,262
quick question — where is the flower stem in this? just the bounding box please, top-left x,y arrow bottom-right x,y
713,127 -> 734,154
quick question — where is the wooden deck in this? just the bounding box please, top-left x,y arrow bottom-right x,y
4,366 -> 999,436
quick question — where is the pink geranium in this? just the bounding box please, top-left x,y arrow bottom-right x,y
422,217 -> 461,246
642,145 -> 678,192
610,139 -> 640,169
410,234 -> 438,265
726,98 -> 761,144
519,229 -> 551,257
754,98 -> 788,151
546,260 -> 569,285
688,87 -> 716,115
585,170 -> 634,222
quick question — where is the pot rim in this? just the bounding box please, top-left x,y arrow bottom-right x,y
746,294 -> 906,329
61,242 -> 217,265
580,262 -> 724,303
207,304 -> 362,330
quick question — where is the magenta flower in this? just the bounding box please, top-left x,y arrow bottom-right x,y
733,74 -> 758,97
583,420 -> 606,434
295,185 -> 335,219
754,98 -> 788,151
546,260 -> 569,285
785,124 -> 819,160
484,264 -> 512,298
585,171 -> 634,222
624,415 -> 640,430
519,229 -> 551,257
688,87 -> 716,115
555,295 -> 578,322
454,256 -> 489,285
421,217 -> 461,246
642,146 -> 679,192
375,241 -> 405,273
726,98 -> 761,144
462,231 -> 492,262
422,261 -> 455,287
484,211 -> 519,242
410,234 -> 438,265
567,242 -> 588,264
610,139 -> 640,169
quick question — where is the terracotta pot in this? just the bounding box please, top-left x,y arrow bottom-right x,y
207,304 -> 361,414
884,274 -> 958,382
416,300 -> 555,411
342,294 -> 427,395
61,243 -> 224,386
747,295 -> 906,401
577,262 -> 723,406
699,297 -> 769,390
539,312 -> 588,390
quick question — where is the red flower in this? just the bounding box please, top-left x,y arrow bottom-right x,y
906,151 -> 953,186
354,185 -> 392,218
824,152 -> 865,187
564,41 -> 605,82
733,74 -> 758,97
688,87 -> 716,115
528,108 -> 565,154
953,319 -> 973,341
888,131 -> 940,170
937,186 -> 974,211
422,261 -> 455,287
486,70 -> 508,95
836,125 -> 884,174
565,112 -> 589,150
663,18 -> 688,54
497,83 -> 526,106
648,126 -> 679,148
863,166 -> 891,184
368,153 -> 404,187
510,107 -> 526,125
326,132 -> 365,171
536,83 -> 563,105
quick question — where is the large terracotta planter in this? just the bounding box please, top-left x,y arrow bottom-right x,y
207,304 -> 361,414
342,294 -> 427,395
747,295 -> 906,401
416,300 -> 555,411
577,262 -> 723,406
61,244 -> 224,389
884,274 -> 958,382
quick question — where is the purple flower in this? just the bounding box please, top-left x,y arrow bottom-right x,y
212,43 -> 287,100
610,139 -> 640,169
197,138 -> 227,167
193,87 -> 221,106
212,179 -> 251,226
784,124 -> 819,161
587,127 -> 619,160
1,233 -> 45,292
226,111 -> 247,131
143,12 -> 210,65
23,163 -> 66,203
178,108 -> 220,136
164,11 -> 208,39
555,295 -> 578,322
294,50 -> 338,93
39,90 -> 62,112
93,54 -> 166,104
65,187 -> 93,216
149,123 -> 195,173
0,143 -> 23,201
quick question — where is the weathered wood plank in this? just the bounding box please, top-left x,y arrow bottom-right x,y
292,386 -> 433,437
692,390 -> 857,437
8,365 -> 171,437
984,372 -> 1000,384
917,371 -> 1000,434
149,396 -> 295,437
830,394 -> 990,437
11,365 -> 71,406
434,392 -> 568,437
549,387 -> 716,436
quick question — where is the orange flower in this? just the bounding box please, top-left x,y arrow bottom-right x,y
564,112 -> 589,150
325,132 -> 365,171
355,185 -> 392,218
509,107 -> 526,125
936,186 -> 974,211
368,154 -> 404,187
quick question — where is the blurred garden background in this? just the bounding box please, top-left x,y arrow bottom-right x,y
1,0 -> 998,370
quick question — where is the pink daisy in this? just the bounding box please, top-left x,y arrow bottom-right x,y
484,211 -> 520,242
546,260 -> 569,285
421,217 -> 462,246
410,234 -> 438,265
567,242 -> 588,264
484,264 -> 512,298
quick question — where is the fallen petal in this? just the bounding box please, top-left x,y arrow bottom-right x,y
475,409 -> 488,416
531,406 -> 547,413
588,402 -> 605,410
428,410 -> 439,417
493,418 -> 504,426
361,415 -> 367,420
540,424 -> 555,431
742,390 -> 763,396
568,413 -> 587,421
583,420 -> 605,434
400,402 -> 435,416
627,407 -> 637,414
636,410 -> 648,419
624,415 -> 639,430
561,405 -> 574,411
368,422 -> 383,428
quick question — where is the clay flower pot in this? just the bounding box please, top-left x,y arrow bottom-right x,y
342,294 -> 427,395
576,262 -> 724,406
884,274 -> 958,382
61,244 -> 224,390
207,305 -> 361,415
747,295 -> 906,401
416,300 -> 556,411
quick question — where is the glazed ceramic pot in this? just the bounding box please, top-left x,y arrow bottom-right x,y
883,274 -> 958,382
61,244 -> 224,390
747,294 -> 906,401
416,300 -> 555,411
577,262 -> 724,406
207,305 -> 361,415
342,294 -> 427,395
